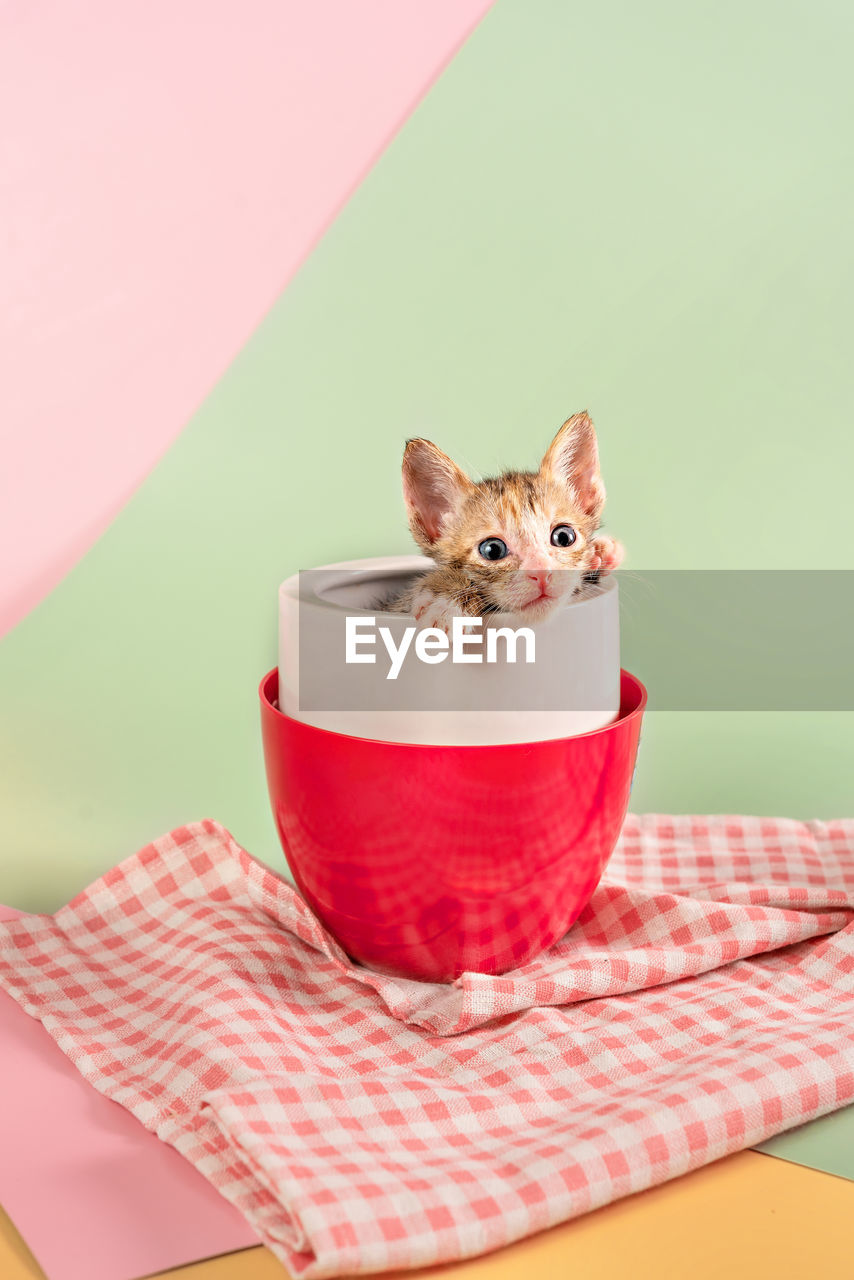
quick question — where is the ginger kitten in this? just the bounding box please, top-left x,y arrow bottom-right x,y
388,411 -> 623,629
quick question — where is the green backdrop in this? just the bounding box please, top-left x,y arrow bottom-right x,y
2,0 -> 852,912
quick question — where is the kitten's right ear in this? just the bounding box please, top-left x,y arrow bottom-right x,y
402,438 -> 474,551
539,411 -> 605,521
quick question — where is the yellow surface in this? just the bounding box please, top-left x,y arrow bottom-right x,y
0,1207 -> 44,1280
3,1152 -> 852,1280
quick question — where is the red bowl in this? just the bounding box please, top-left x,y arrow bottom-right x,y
259,668 -> 646,983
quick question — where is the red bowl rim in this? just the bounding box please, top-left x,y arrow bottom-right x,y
259,667 -> 647,751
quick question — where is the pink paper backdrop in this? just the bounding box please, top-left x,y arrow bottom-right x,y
0,0 -> 492,638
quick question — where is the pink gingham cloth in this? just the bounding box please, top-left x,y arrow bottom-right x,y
2,817 -> 854,1278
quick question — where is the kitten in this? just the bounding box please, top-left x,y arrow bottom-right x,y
387,411 -> 623,630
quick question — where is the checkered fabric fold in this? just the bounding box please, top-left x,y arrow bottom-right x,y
1,816 -> 854,1278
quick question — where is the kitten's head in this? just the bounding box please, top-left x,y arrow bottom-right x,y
402,412 -> 607,620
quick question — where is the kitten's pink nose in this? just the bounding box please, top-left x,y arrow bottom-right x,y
526,570 -> 552,592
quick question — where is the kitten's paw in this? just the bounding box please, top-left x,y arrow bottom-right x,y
409,590 -> 459,635
589,536 -> 624,577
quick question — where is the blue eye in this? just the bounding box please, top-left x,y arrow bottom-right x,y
550,524 -> 577,548
478,537 -> 508,561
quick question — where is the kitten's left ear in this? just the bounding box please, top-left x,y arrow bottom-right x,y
540,411 -> 605,521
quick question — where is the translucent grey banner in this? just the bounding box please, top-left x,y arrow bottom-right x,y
619,570 -> 854,710
289,569 -> 854,712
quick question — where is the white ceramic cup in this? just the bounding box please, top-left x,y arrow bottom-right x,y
278,555 -> 620,745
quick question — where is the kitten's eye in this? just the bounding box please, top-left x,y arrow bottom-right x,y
550,524 -> 577,548
478,537 -> 508,561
